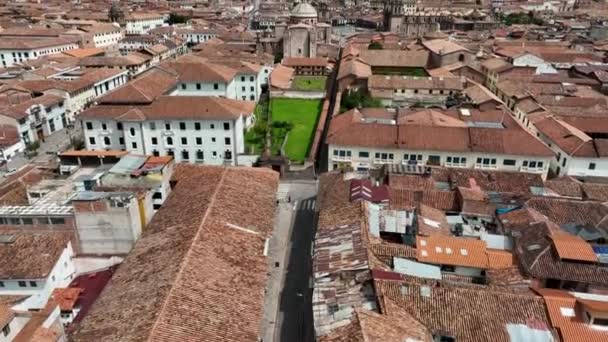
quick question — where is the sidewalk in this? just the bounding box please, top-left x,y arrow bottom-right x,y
260,198 -> 295,342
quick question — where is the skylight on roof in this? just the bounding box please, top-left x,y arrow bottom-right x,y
560,307 -> 575,317
421,250 -> 428,257
460,249 -> 468,256
446,248 -> 452,254
435,247 -> 442,253
420,239 -> 427,246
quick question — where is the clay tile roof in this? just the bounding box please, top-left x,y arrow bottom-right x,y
0,305 -> 13,330
50,288 -> 83,311
359,50 -> 429,68
71,165 -> 279,342
422,39 -> 470,55
542,291 -> 608,342
487,249 -> 517,269
270,64 -> 294,90
417,204 -> 451,237
543,180 -> 583,199
142,96 -> 255,120
0,124 -> 20,148
551,233 -> 597,262
161,59 -> 236,83
388,174 -> 436,191
337,57 -> 372,81
283,56 -> 328,67
416,235 -> 489,268
389,188 -> 459,212
526,197 -> 608,230
0,232 -> 72,279
580,183 -> 608,202
376,279 -> 553,342
535,117 -> 597,157
98,68 -> 177,104
62,47 -> 104,58
463,83 -> 503,105
481,58 -> 512,71
0,94 -> 64,120
369,75 -> 464,91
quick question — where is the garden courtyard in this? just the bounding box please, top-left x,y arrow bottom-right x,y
245,97 -> 322,163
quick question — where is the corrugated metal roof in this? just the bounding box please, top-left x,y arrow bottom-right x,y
393,257 -> 442,280
108,154 -> 147,174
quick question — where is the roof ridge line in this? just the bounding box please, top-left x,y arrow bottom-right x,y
146,167 -> 228,341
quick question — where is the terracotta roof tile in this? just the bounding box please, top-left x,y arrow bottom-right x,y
416,235 -> 489,268
71,165 -> 279,342
0,232 -> 73,279
359,50 -> 429,68
376,280 -> 553,342
50,287 -> 83,311
283,56 -> 328,67
98,68 -> 177,105
551,233 -> 598,263
542,291 -> 608,342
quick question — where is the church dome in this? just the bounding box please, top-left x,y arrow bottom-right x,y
291,2 -> 318,18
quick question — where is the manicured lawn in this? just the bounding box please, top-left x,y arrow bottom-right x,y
244,100 -> 269,155
271,98 -> 322,162
292,76 -> 327,91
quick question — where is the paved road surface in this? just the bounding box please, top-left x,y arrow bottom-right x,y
277,195 -> 316,342
260,181 -> 317,342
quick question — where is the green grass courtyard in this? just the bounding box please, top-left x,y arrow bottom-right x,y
271,98 -> 322,162
291,76 -> 327,91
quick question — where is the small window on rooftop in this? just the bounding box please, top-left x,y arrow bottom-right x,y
560,307 -> 575,317
460,249 -> 468,256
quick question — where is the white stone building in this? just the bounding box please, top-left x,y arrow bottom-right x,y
125,13 -> 165,35
79,24 -> 123,48
80,96 -> 255,165
0,94 -> 67,145
165,58 -> 270,101
0,38 -> 79,68
176,27 -> 218,45
535,116 -> 608,177
327,107 -> 554,178
0,233 -> 76,311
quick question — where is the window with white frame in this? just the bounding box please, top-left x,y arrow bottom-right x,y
476,157 -> 497,169
403,153 -> 422,164
446,156 -> 467,167
375,152 -> 394,163
333,149 -> 352,160
522,160 -> 544,172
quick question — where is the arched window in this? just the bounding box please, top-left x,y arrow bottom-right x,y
129,127 -> 136,136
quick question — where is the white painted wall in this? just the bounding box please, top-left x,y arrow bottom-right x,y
328,144 -> 551,178
7,242 -> 76,311
83,117 -> 247,165
537,132 -> 608,177
171,81 -> 232,98
125,17 -> 164,34
92,31 -> 123,48
0,314 -> 29,342
0,140 -> 23,162
0,42 -> 79,68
